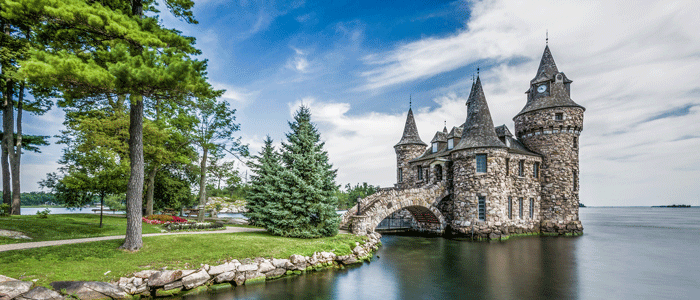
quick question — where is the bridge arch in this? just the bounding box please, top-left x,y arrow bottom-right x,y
343,183 -> 449,235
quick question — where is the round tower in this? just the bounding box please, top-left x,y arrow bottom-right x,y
395,107 -> 427,189
513,45 -> 585,235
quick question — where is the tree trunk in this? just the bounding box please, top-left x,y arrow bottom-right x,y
145,165 -> 158,216
120,96 -> 144,251
2,85 -> 14,211
99,192 -> 105,228
9,83 -> 24,215
197,147 -> 208,222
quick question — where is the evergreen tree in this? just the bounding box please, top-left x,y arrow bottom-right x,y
245,135 -> 282,227
273,106 -> 339,238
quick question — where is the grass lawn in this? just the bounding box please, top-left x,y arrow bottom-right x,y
0,232 -> 366,286
0,214 -> 163,245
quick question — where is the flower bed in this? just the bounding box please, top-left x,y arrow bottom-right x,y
142,215 -> 189,225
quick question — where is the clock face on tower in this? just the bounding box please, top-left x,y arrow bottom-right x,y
537,85 -> 547,93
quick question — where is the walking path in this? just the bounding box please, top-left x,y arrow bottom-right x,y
0,226 -> 264,252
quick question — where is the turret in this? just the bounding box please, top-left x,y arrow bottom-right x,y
513,45 -> 585,234
395,107 -> 427,188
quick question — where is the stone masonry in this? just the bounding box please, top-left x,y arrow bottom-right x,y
341,44 -> 585,239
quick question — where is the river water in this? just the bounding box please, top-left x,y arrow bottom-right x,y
182,207 -> 699,300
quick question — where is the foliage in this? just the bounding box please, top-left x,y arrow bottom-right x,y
142,215 -> 188,224
35,208 -> 50,218
0,203 -> 10,216
336,183 -> 381,210
245,136 -> 282,227
249,107 -> 340,238
0,214 -> 162,245
0,232 -> 367,286
152,164 -> 196,211
164,222 -> 224,231
18,191 -> 57,206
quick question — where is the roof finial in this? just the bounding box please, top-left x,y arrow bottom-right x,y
444,120 -> 446,127
546,29 -> 549,45
409,94 -> 412,109
477,67 -> 480,77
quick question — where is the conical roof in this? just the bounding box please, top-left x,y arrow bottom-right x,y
531,45 -> 559,84
517,46 -> 584,117
455,77 -> 505,149
395,108 -> 427,147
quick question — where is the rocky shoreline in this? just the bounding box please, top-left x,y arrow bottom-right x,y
0,232 -> 382,300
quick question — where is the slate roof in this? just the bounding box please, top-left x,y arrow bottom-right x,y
454,76 -> 506,150
430,131 -> 447,143
396,108 -> 427,147
446,125 -> 464,139
516,46 -> 585,117
495,124 -> 513,138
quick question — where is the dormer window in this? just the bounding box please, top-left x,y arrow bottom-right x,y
432,142 -> 438,153
447,138 -> 454,150
555,113 -> 563,121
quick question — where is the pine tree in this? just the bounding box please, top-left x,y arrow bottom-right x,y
245,135 -> 282,227
272,106 -> 339,238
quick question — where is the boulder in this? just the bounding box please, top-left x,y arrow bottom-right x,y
15,286 -> 63,300
132,277 -> 142,287
237,263 -> 258,273
233,272 -> 246,286
264,268 -> 286,278
289,254 -> 305,265
352,246 -> 367,257
258,260 -> 275,273
0,281 -> 33,300
49,281 -> 128,300
0,276 -> 17,283
132,270 -> 158,279
337,255 -> 358,265
147,270 -> 184,287
214,271 -> 236,283
163,281 -> 182,291
181,269 -> 210,290
208,262 -> 236,276
271,258 -> 289,268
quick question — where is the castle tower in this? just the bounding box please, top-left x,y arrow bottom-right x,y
395,107 -> 427,188
513,45 -> 585,234
451,76 -> 508,232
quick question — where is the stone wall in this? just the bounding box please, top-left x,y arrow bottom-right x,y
394,144 -> 427,189
514,106 -> 584,234
0,234 -> 383,300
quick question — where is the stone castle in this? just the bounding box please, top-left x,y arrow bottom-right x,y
342,44 -> 584,239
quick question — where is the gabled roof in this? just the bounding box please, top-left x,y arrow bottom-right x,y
430,131 -> 447,143
454,77 -> 505,150
495,124 -> 513,138
395,108 -> 427,147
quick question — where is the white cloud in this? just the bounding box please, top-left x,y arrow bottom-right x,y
210,81 -> 257,108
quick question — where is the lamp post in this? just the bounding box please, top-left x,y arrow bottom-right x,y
356,197 -> 361,216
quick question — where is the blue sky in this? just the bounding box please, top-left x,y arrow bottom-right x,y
16,0 -> 700,206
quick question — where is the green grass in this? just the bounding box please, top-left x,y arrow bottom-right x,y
0,214 -> 163,245
0,232 -> 366,286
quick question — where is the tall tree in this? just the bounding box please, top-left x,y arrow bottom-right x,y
245,136 -> 282,227
3,0 -> 209,250
0,17 -> 53,214
182,96 -> 246,222
271,106 -> 339,238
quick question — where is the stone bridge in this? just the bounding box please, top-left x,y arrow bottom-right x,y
339,182 -> 450,235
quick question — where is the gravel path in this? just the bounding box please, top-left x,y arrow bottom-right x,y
0,227 -> 264,252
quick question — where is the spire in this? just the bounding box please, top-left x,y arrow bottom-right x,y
396,107 -> 427,147
534,45 -> 559,82
456,76 -> 505,149
443,121 -> 447,133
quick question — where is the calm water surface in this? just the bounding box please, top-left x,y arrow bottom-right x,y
182,207 -> 699,300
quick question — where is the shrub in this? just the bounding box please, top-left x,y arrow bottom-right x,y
36,208 -> 51,219
0,203 -> 9,216
164,222 -> 224,231
146,214 -> 174,222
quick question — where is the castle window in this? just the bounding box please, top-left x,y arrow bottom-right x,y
478,196 -> 486,221
398,168 -> 403,182
519,197 -> 524,219
533,162 -> 539,179
447,138 -> 454,150
529,198 -> 534,219
435,165 -> 442,181
432,142 -> 438,153
573,137 -> 578,149
518,160 -> 525,177
555,113 -> 563,121
505,158 -> 510,175
508,197 -> 512,219
417,166 -> 423,180
476,154 -> 487,173
573,169 -> 578,191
